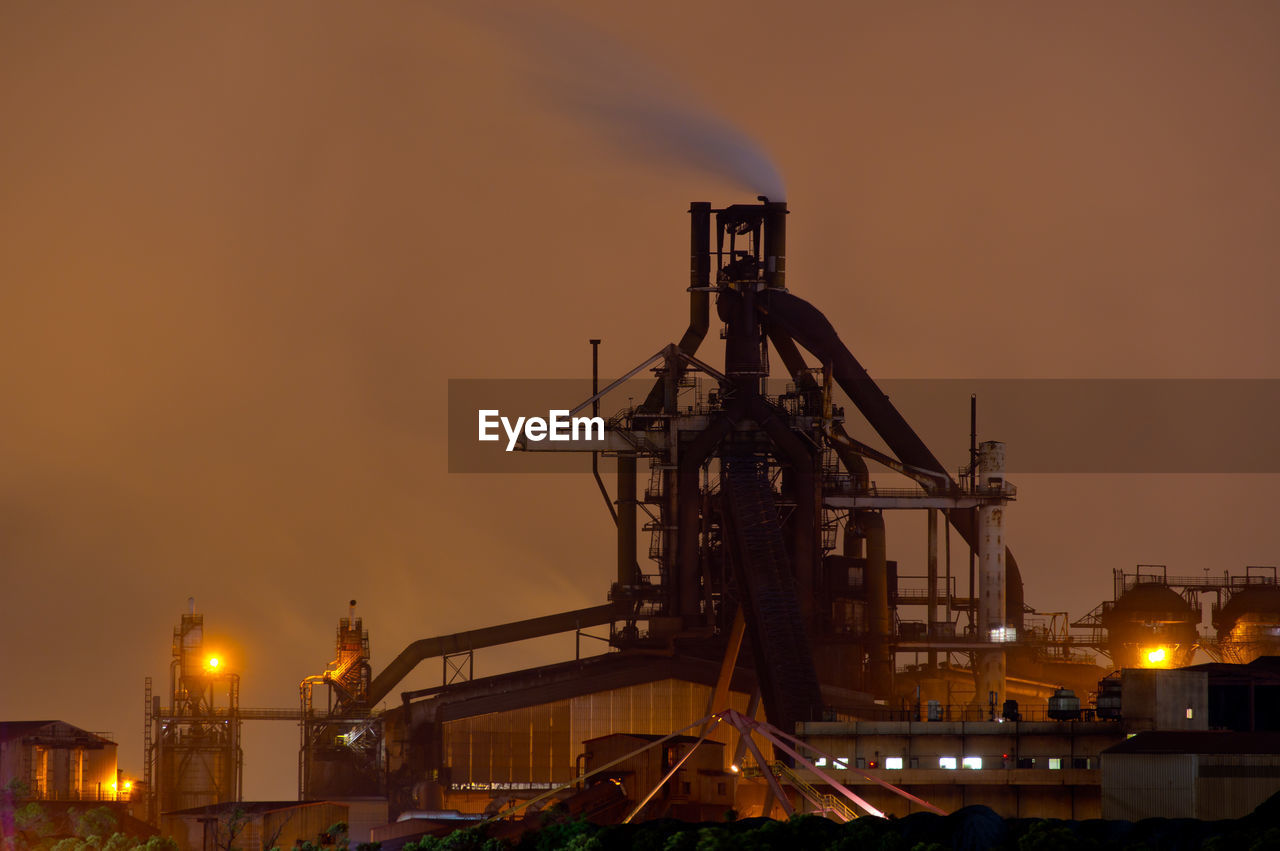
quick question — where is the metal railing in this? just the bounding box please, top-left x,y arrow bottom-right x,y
823,703 -> 1109,723
769,761 -> 860,822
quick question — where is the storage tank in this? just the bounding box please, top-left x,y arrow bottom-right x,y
1100,583 -> 1199,669
1214,585 -> 1280,664
158,736 -> 238,812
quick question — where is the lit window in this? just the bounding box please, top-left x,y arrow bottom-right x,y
815,757 -> 827,767
962,757 -> 983,770
1186,707 -> 1194,719
1048,758 -> 1061,770
885,757 -> 903,770
833,758 -> 848,770
939,757 -> 957,770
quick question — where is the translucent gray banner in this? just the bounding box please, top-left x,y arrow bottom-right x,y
447,379 -> 1280,474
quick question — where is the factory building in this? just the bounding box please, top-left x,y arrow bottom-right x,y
1101,732 -> 1280,820
0,721 -> 120,803
161,801 -> 349,851
1192,656 -> 1280,732
795,719 -> 1116,819
382,653 -> 780,815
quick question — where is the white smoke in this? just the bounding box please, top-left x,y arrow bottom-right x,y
467,5 -> 786,200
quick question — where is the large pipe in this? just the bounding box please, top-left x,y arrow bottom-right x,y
639,203 -> 711,413
685,202 -> 712,342
616,460 -> 637,587
862,511 -> 892,695
763,201 -> 787,290
636,203 -> 713,606
720,278 -> 761,382
366,604 -> 616,706
768,328 -> 880,637
760,289 -> 1024,630
927,508 -> 938,669
590,340 -> 618,524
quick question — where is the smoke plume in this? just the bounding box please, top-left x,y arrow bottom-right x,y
471,5 -> 786,200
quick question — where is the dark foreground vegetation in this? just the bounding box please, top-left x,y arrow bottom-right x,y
405,794 -> 1280,851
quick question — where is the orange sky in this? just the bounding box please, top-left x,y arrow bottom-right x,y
1,1 -> 1278,799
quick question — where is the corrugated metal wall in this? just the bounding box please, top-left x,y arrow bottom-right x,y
163,804 -> 348,851
1194,754 -> 1280,819
260,803 -> 348,849
1104,752 -> 1280,820
1101,753 -> 1195,819
442,679 -> 761,788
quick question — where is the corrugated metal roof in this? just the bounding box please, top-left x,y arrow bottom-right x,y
0,721 -> 112,744
163,800 -> 340,816
1183,656 -> 1280,683
0,721 -> 60,742
1105,731 -> 1280,754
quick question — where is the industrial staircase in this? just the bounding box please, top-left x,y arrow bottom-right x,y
741,760 -> 860,822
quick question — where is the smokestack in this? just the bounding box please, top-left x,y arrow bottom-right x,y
976,441 -> 1007,709
690,202 -> 711,289
762,200 -> 787,289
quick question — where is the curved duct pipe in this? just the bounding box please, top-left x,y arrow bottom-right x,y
761,290 -> 944,477
760,290 -> 1024,630
767,326 -> 871,492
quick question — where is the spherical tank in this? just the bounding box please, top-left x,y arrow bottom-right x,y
1100,583 -> 1199,669
1214,585 -> 1280,664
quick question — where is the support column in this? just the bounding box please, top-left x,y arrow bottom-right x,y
864,511 -> 892,697
927,508 -> 938,670
975,441 -> 1006,712
617,456 -> 637,587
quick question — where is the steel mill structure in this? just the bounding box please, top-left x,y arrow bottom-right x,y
144,599 -> 242,820
374,199 -> 1090,817
140,202 -> 1280,825
300,600 -> 384,800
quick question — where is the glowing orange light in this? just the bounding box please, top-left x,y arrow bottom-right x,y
207,656 -> 221,670
1146,647 -> 1166,664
